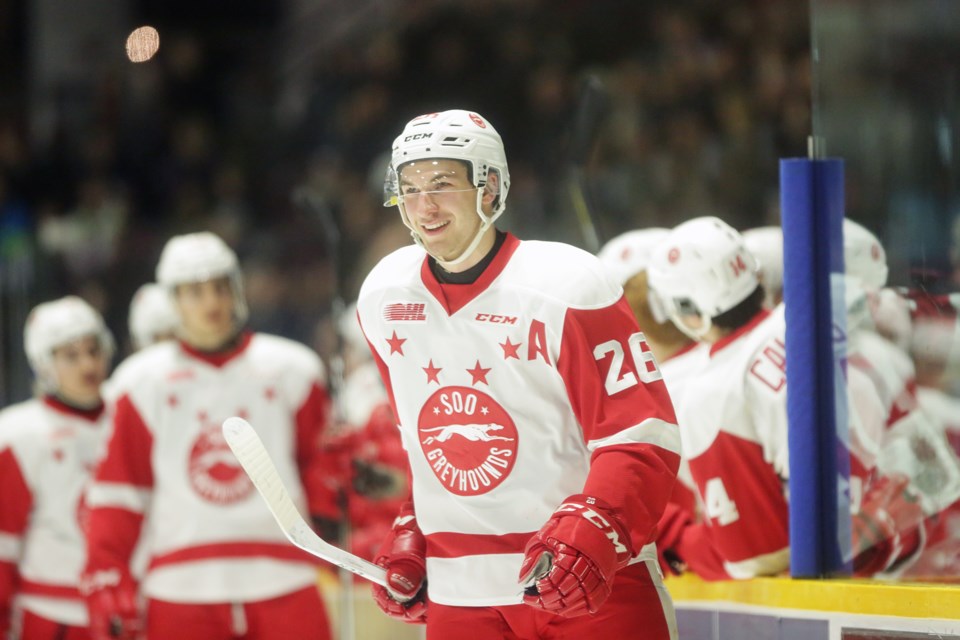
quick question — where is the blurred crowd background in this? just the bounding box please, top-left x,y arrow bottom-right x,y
0,0 -> 957,406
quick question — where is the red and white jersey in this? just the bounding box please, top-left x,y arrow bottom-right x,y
658,342 -> 708,515
86,332 -> 336,604
357,233 -> 681,606
672,308 -> 793,580
0,397 -> 109,626
848,327 -> 960,517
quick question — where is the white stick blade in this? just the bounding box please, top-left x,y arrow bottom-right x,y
221,417 -> 388,586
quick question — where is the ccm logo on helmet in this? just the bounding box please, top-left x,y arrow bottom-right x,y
404,133 -> 433,142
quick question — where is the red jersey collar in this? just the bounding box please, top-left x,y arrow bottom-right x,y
421,232 -> 521,316
709,309 -> 771,356
42,395 -> 105,422
179,331 -> 254,368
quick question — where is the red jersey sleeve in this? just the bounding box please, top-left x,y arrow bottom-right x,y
558,295 -> 682,553
295,382 -> 342,520
84,394 -> 151,577
0,446 -> 29,631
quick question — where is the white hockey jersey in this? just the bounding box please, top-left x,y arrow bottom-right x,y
85,333 -> 337,603
658,342 -> 708,514
357,233 -> 681,606
0,397 -> 110,626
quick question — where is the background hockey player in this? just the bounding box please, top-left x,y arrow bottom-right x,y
598,229 -> 703,523
357,109 -> 681,639
127,283 -> 180,353
0,297 -> 114,639
647,217 -> 926,580
81,231 -> 338,640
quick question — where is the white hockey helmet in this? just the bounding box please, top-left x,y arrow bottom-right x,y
383,110 -> 511,267
742,226 -> 784,309
24,296 -> 115,392
843,219 -> 888,291
597,228 -> 670,286
129,283 -> 180,350
155,231 -> 248,325
647,216 -> 759,339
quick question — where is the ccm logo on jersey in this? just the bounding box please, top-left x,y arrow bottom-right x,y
383,303 -> 427,322
474,313 -> 517,324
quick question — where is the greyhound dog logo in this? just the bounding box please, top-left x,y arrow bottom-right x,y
418,386 -> 518,496
188,416 -> 254,504
422,423 -> 515,445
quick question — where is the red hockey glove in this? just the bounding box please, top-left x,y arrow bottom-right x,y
81,569 -> 141,640
372,505 -> 427,624
519,495 -> 633,617
655,502 -> 694,576
852,473 -> 924,576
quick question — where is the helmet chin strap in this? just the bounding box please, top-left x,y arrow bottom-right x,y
670,312 -> 713,342
401,190 -> 498,270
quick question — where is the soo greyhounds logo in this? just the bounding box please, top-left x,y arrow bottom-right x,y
188,419 -> 254,504
418,387 -> 518,496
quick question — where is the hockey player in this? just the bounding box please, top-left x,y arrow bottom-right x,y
0,296 -> 114,639
742,226 -> 784,309
357,110 -> 681,639
127,283 -> 179,351
81,232 -> 336,640
598,230 -> 704,520
842,220 -> 960,578
646,216 -> 924,580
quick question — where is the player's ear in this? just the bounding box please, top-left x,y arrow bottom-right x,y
481,170 -> 500,206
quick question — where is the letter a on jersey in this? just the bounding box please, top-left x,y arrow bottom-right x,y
527,319 -> 550,365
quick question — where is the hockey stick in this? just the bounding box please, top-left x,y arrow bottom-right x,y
565,73 -> 611,253
221,416 -> 388,587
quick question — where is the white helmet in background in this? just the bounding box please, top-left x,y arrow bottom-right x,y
155,231 -> 248,325
742,226 -> 783,309
129,283 -> 180,350
383,110 -> 510,267
597,228 -> 670,286
24,296 -> 115,392
648,217 -> 759,340
843,219 -> 888,291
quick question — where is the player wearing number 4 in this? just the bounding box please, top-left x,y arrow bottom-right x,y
356,109 -> 681,639
81,232 -> 337,639
647,217 -> 925,580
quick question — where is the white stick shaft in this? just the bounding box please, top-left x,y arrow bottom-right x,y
221,417 -> 388,587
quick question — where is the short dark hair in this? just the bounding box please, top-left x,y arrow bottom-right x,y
712,285 -> 766,331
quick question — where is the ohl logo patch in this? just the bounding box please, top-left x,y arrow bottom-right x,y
188,422 -> 254,504
418,386 -> 518,496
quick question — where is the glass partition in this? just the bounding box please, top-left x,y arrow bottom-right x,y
812,0 -> 960,581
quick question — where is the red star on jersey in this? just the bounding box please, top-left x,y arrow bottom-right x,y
500,337 -> 521,360
264,387 -> 276,401
167,394 -> 178,408
198,410 -> 208,422
237,408 -> 249,420
386,331 -> 406,356
467,360 -> 491,386
423,360 -> 442,385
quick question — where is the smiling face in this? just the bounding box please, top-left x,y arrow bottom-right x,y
397,158 -> 498,271
52,335 -> 108,407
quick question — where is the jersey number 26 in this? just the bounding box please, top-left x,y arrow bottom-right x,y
593,332 -> 663,396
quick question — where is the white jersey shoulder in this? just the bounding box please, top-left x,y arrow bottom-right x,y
0,398 -> 44,447
359,244 -> 427,301
247,333 -> 326,383
506,241 -> 622,309
106,340 -> 181,399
